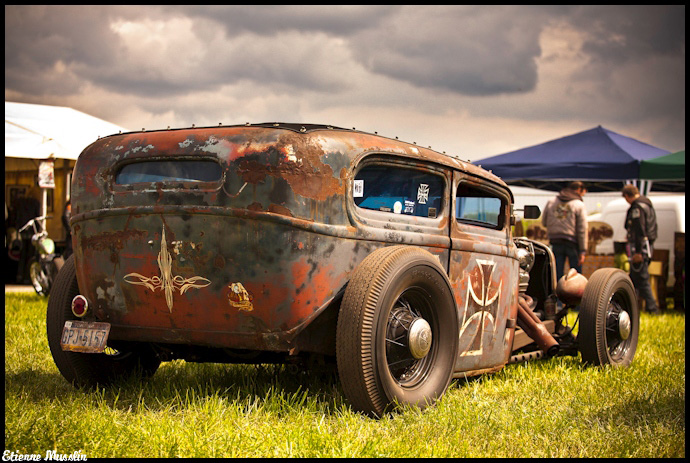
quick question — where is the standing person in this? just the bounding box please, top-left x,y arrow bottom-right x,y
62,200 -> 73,260
622,184 -> 659,314
14,187 -> 41,284
541,181 -> 588,282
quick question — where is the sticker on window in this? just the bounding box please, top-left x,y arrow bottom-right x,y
417,184 -> 429,204
353,179 -> 364,198
393,201 -> 403,214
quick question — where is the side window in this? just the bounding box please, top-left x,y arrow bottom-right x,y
455,182 -> 504,229
354,165 -> 444,218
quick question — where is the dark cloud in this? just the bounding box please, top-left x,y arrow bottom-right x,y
5,5 -> 380,98
4,5 -> 684,153
349,5 -> 548,96
567,5 -> 685,63
5,6 -> 125,95
173,5 -> 399,37
5,5 -> 685,99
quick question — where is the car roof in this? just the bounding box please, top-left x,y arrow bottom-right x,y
94,122 -> 511,195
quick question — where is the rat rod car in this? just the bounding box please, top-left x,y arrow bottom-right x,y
47,123 -> 638,417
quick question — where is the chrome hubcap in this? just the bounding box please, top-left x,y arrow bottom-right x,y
385,293 -> 436,385
408,318 -> 432,359
617,310 -> 631,340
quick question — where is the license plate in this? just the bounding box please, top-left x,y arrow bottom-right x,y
61,320 -> 111,353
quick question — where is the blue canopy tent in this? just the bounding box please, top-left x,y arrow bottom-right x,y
473,126 -> 672,193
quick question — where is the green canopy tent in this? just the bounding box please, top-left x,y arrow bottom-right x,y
639,150 -> 685,192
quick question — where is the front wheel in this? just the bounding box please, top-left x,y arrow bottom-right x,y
336,246 -> 459,417
47,255 -> 161,388
578,268 -> 639,366
29,259 -> 50,296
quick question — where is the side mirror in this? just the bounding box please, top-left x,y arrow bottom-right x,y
523,205 -> 541,219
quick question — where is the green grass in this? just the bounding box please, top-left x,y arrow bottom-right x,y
5,291 -> 685,458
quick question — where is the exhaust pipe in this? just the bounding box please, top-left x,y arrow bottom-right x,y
516,295 -> 559,357
509,350 -> 546,364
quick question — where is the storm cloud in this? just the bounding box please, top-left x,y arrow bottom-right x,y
4,5 -> 685,159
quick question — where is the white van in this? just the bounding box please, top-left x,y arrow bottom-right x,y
592,194 -> 685,286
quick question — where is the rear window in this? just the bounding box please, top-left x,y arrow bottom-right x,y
115,160 -> 222,185
354,165 -> 444,218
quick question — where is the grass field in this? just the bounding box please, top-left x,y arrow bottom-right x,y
4,291 -> 685,458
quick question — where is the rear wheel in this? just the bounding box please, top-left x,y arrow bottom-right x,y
336,246 -> 458,417
47,255 -> 161,388
578,268 -> 639,366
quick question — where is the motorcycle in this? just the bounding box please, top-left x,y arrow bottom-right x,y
17,216 -> 64,296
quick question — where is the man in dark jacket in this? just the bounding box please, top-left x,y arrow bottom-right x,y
13,189 -> 41,284
622,185 -> 659,314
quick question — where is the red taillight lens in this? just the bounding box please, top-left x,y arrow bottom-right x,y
71,295 -> 89,317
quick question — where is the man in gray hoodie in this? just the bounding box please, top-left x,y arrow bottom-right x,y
541,181 -> 588,282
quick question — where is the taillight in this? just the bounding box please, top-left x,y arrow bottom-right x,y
71,295 -> 89,317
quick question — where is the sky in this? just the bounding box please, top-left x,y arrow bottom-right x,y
5,5 -> 685,162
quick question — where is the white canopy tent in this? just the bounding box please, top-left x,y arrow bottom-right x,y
5,101 -> 129,238
5,101 -> 128,161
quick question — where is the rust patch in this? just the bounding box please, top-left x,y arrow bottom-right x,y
267,204 -> 293,217
80,229 -> 148,252
233,132 -> 345,202
247,202 -> 264,212
290,259 -> 337,323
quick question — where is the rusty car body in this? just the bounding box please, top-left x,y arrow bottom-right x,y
47,123 -> 639,417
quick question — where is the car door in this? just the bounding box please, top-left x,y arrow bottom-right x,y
449,170 -> 520,375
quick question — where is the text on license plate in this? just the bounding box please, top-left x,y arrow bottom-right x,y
61,320 -> 111,353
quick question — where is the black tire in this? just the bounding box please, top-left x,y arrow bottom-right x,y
578,268 -> 639,366
47,255 -> 161,388
336,246 -> 459,417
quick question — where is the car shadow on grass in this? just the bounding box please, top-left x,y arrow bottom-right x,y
150,361 -> 347,414
6,361 -> 348,416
